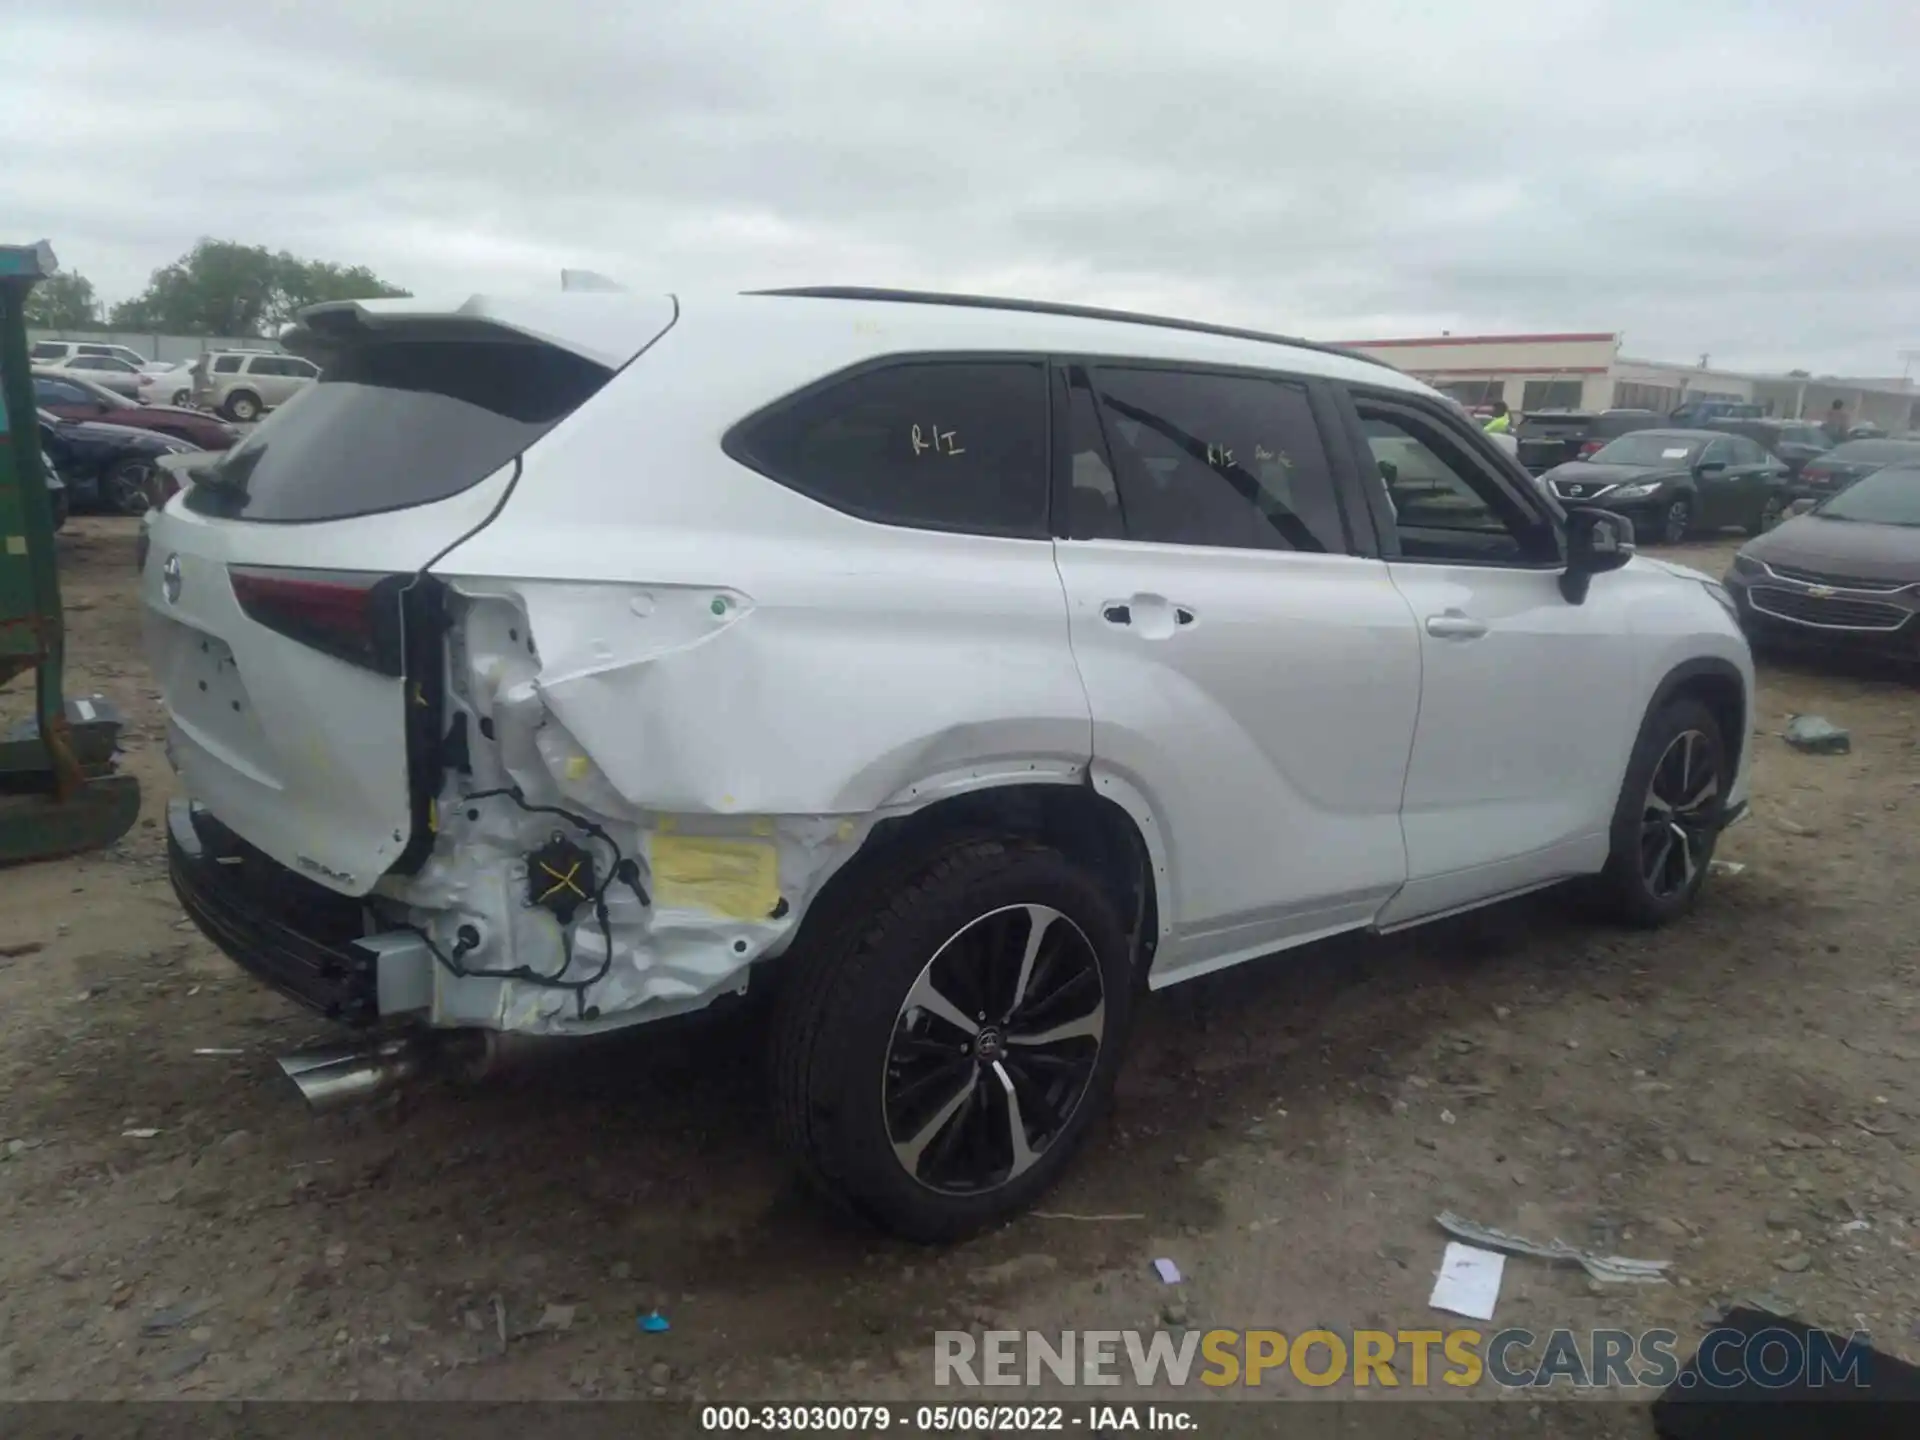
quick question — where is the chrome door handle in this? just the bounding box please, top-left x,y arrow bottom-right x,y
1425,612 -> 1488,640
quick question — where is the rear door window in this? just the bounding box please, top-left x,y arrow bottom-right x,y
1082,366 -> 1346,552
728,360 -> 1049,537
185,338 -> 615,523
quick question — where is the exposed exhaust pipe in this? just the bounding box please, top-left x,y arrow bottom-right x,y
277,1030 -> 503,1112
279,1038 -> 426,1111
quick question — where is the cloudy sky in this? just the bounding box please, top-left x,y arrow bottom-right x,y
8,0 -> 1917,374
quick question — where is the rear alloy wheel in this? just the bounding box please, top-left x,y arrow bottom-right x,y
1593,696 -> 1727,926
224,391 -> 261,423
1660,497 -> 1693,545
1750,495 -> 1785,536
884,903 -> 1106,1196
170,389 -> 191,407
104,458 -> 157,516
771,838 -> 1133,1241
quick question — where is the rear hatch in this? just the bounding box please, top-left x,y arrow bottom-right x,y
142,294 -> 675,894
1516,411 -> 1594,473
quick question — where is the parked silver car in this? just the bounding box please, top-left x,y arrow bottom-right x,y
42,353 -> 149,397
190,350 -> 321,421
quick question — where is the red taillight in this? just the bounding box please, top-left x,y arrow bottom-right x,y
1578,440 -> 1603,458
1803,468 -> 1831,485
228,566 -> 404,675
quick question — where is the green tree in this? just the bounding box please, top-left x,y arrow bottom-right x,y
107,239 -> 409,336
24,272 -> 100,330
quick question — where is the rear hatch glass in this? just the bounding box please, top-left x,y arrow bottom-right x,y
185,338 -> 614,523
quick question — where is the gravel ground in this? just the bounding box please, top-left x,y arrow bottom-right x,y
2,518 -> 1917,1423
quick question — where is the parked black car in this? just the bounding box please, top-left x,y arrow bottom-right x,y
1704,417 -> 1833,479
36,409 -> 195,516
1514,408 -> 1661,475
1724,463 -> 1920,662
1669,400 -> 1765,427
1793,438 -> 1920,503
1538,428 -> 1790,544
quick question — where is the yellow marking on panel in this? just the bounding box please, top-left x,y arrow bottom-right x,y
564,754 -> 590,780
651,834 -> 779,920
4,535 -> 26,556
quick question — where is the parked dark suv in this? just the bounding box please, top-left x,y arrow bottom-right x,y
1515,408 -> 1661,475
1705,417 -> 1832,479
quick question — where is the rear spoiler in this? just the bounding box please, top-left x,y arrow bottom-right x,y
282,292 -> 677,372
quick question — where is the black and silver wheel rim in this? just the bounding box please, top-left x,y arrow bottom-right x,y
883,903 -> 1106,1195
109,461 -> 154,516
232,397 -> 257,420
1641,729 -> 1719,899
1663,501 -> 1690,544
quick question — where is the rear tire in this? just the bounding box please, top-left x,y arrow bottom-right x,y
223,391 -> 261,423
770,837 -> 1133,1242
1591,697 -> 1727,927
170,388 -> 191,407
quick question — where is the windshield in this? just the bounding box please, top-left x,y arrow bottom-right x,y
1588,433 -> 1704,466
1818,466 -> 1920,526
1827,439 -> 1920,465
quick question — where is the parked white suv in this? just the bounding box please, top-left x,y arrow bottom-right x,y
29,338 -> 150,368
144,287 -> 1752,1239
189,349 -> 320,421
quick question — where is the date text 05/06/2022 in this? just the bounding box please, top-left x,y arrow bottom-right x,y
699,1403 -> 1198,1431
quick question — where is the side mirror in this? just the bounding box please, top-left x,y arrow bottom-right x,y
1560,506 -> 1634,604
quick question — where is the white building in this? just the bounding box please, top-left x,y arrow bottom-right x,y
1332,331 -> 1919,432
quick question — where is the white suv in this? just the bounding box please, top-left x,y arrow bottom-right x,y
29,338 -> 150,368
144,287 -> 1753,1239
189,349 -> 321,421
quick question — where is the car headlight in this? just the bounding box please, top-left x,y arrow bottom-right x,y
1611,481 -> 1662,499
1700,579 -> 1739,622
1729,552 -> 1766,577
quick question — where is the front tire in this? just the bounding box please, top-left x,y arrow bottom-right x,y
1659,496 -> 1693,545
104,458 -> 156,516
771,837 -> 1133,1241
1593,697 -> 1727,927
223,391 -> 261,422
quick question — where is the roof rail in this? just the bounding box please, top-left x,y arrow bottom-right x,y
748,286 -> 1397,371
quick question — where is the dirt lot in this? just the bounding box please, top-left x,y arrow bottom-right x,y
2,518 -> 1917,1417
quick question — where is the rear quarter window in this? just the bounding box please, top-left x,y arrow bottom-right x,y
185,337 -> 614,523
725,359 -> 1050,537
212,355 -> 242,374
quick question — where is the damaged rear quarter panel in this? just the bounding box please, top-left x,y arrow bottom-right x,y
404,553 -> 1091,1034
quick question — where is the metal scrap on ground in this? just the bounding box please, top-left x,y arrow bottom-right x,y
1784,715 -> 1851,754
1435,1211 -> 1670,1283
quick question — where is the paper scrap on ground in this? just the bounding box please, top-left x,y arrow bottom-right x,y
1430,1242 -> 1505,1321
122,1128 -> 161,1139
1709,860 -> 1746,876
1152,1258 -> 1182,1284
1436,1211 -> 1669,1284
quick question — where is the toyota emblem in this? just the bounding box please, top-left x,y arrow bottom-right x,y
162,554 -> 183,604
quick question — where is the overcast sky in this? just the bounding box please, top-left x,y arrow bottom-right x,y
8,0 -> 1917,374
